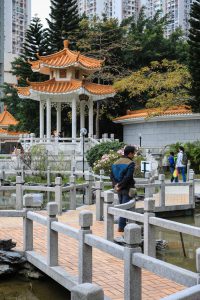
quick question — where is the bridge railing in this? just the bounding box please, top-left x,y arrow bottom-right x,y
0,198 -> 200,300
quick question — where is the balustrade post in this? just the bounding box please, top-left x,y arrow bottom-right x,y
144,198 -> 156,257
47,166 -> 51,203
47,203 -> 58,266
16,175 -> 23,210
21,165 -> 25,182
95,180 -> 104,221
85,174 -> 93,205
23,194 -> 33,251
79,210 -> 93,284
55,177 -> 62,215
189,171 -> 195,207
70,175 -> 76,210
71,283 -> 104,300
196,248 -> 200,275
104,191 -> 114,241
145,172 -> 153,198
187,160 -> 191,181
124,224 -> 142,300
159,174 -> 165,208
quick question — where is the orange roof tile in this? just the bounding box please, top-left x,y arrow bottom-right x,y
30,40 -> 104,72
17,78 -> 115,97
0,128 -> 25,136
0,110 -> 19,126
114,105 -> 192,122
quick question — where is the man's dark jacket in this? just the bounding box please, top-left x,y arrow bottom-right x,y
110,156 -> 135,190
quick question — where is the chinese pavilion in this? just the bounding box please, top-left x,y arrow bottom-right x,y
16,40 -> 115,140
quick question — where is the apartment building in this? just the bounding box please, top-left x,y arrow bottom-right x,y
0,0 -> 31,86
144,0 -> 194,37
78,0 -> 141,23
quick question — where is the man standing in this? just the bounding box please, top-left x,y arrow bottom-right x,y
176,146 -> 187,182
110,145 -> 136,232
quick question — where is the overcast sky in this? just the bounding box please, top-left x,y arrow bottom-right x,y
31,0 -> 51,27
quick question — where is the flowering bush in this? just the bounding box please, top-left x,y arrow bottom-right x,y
93,146 -> 144,177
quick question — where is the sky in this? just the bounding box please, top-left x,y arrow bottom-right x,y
31,0 -> 51,27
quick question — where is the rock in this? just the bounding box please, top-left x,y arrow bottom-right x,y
0,264 -> 15,278
0,239 -> 16,251
0,251 -> 25,265
18,262 -> 44,279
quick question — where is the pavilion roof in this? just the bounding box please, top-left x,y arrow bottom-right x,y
0,128 -> 25,136
29,40 -> 104,73
113,105 -> 193,122
17,78 -> 115,98
0,109 -> 19,127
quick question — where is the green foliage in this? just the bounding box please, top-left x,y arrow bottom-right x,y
114,60 -> 191,110
86,141 -> 125,167
168,141 -> 200,174
188,0 -> 200,111
46,0 -> 79,52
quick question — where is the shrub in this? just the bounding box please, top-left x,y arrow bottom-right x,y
86,141 -> 125,167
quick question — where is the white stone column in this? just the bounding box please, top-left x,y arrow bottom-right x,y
46,98 -> 51,140
39,101 -> 44,140
56,102 -> 61,134
72,98 -> 77,141
80,100 -> 85,130
88,100 -> 93,137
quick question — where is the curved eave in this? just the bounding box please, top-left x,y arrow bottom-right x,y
113,114 -> 200,124
39,62 -> 101,72
18,88 -> 115,101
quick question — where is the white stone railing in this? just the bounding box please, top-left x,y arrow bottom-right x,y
1,198 -> 200,299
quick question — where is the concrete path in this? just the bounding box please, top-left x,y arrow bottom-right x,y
0,205 -> 185,300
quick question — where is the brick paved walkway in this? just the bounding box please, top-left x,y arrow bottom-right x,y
0,205 -> 185,300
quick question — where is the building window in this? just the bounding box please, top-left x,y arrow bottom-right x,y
59,69 -> 67,78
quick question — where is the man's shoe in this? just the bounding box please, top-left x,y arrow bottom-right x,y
118,228 -> 124,233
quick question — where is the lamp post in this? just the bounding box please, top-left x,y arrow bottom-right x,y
80,128 -> 87,178
139,133 -> 142,147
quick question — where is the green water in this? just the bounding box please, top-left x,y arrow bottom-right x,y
157,204 -> 200,271
0,276 -> 70,300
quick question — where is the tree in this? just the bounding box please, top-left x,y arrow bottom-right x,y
11,17 -> 49,86
3,17 -> 49,133
114,60 -> 191,111
188,0 -> 200,111
46,0 -> 79,52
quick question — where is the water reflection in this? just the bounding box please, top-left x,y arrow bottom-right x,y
157,204 -> 200,271
0,276 -> 70,300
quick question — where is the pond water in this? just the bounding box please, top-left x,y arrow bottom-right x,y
156,203 -> 200,272
0,276 -> 70,300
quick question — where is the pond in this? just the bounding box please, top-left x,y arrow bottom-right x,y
156,203 -> 200,272
0,276 -> 70,300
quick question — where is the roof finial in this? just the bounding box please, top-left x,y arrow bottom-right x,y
4,105 -> 7,111
63,40 -> 69,49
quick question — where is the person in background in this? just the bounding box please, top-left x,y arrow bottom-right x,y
168,152 -> 175,182
176,146 -> 187,182
110,145 -> 136,232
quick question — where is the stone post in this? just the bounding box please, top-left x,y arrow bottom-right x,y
23,194 -> 34,251
189,171 -> 195,206
72,98 -> 77,142
95,180 -> 104,221
145,172 -> 153,198
85,173 -> 93,205
55,177 -> 62,215
110,133 -> 115,141
88,100 -> 93,138
16,175 -> 23,210
47,203 -> 58,266
56,103 -> 61,134
196,248 -> 200,274
21,165 -> 25,183
144,198 -> 156,257
124,224 -> 142,300
30,133 -> 35,147
71,283 -> 104,300
78,210 -> 93,284
47,166 -> 51,203
70,175 -> 76,210
104,191 -> 114,241
187,160 -> 191,181
159,174 -> 165,208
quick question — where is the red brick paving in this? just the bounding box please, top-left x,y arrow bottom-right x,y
0,206 -> 185,299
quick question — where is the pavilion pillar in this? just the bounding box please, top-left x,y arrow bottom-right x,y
39,101 -> 44,140
72,98 -> 77,141
80,100 -> 85,130
46,98 -> 51,140
88,100 -> 93,138
56,103 -> 61,134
